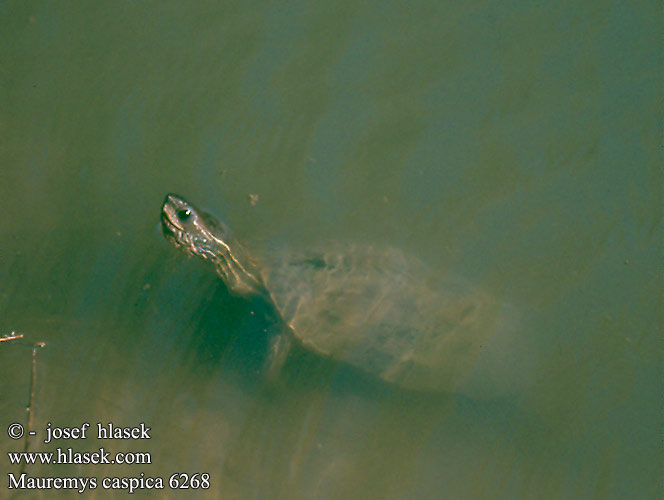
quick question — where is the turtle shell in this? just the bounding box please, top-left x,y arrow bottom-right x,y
260,245 -> 518,393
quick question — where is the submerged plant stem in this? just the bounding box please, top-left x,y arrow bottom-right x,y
19,341 -> 46,476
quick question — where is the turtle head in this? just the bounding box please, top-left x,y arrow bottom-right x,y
161,194 -> 265,298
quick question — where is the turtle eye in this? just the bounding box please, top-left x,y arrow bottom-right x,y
177,209 -> 191,222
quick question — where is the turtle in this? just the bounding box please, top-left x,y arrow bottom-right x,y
160,193 -> 518,393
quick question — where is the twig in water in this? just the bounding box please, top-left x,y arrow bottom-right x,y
0,331 -> 24,342
19,340 -> 47,476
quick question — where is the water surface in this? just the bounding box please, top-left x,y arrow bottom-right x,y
1,1 -> 659,499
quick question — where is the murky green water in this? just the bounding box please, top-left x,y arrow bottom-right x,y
1,1 -> 659,499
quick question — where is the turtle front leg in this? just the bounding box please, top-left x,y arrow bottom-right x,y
263,329 -> 292,384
